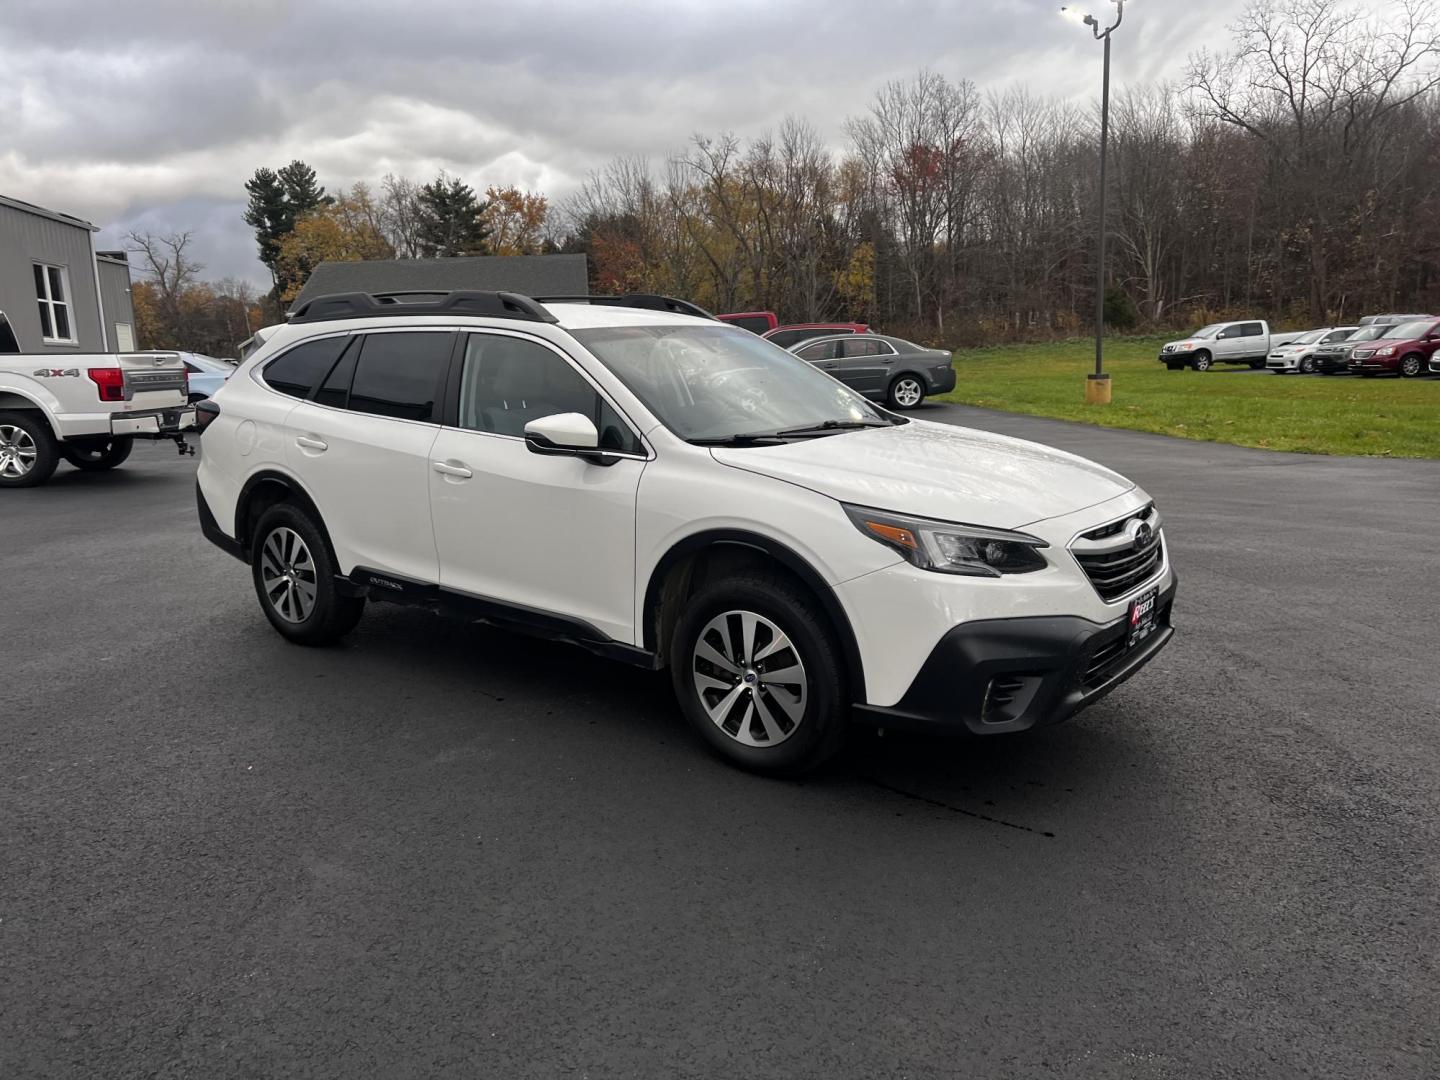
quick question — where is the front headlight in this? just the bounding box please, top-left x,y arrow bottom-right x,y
1376,346 -> 1397,356
844,504 -> 1048,577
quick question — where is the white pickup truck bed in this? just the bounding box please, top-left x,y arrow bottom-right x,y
0,351 -> 196,487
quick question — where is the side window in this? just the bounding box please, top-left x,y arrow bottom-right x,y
841,338 -> 884,358
767,330 -> 800,349
459,334 -> 642,454
1242,323 -> 1264,337
796,340 -> 836,361
262,337 -> 350,399
346,332 -> 452,422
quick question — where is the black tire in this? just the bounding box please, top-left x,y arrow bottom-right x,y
1300,355 -> 1316,374
1165,363 -> 1183,371
1399,354 -> 1424,378
887,374 -> 926,410
250,503 -> 365,646
61,435 -> 134,472
0,410 -> 60,489
1248,360 -> 1266,370
1193,351 -> 1213,371
670,573 -> 848,776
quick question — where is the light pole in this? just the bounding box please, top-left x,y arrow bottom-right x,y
1062,0 -> 1125,405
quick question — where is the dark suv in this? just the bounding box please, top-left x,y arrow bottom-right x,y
1347,318 -> 1440,377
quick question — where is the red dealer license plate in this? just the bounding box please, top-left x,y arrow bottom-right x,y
1127,587 -> 1159,649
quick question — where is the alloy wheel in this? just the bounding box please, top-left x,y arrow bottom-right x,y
691,609 -> 808,747
0,425 -> 37,478
1401,356 -> 1421,377
259,526 -> 318,623
893,378 -> 924,407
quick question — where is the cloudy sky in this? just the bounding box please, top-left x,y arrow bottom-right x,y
1,0 -> 1248,289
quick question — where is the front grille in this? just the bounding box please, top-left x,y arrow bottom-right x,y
1072,505 -> 1164,602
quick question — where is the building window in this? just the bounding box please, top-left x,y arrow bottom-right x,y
34,263 -> 76,343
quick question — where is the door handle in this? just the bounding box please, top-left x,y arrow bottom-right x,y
295,435 -> 328,451
880,357 -> 896,364
820,362 -> 837,369
432,461 -> 473,479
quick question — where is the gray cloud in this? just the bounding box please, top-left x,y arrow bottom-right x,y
2,0 -> 1248,289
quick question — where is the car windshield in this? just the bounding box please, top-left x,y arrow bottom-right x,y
1189,324 -> 1225,339
1348,327 -> 1386,342
1292,330 -> 1327,345
571,324 -> 892,443
1381,320 -> 1433,339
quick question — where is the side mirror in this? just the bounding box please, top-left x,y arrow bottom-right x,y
524,412 -> 600,456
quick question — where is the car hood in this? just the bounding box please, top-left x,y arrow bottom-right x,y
710,419 -> 1134,530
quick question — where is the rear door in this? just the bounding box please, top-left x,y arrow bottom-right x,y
281,329 -> 452,583
794,338 -> 843,380
836,337 -> 895,396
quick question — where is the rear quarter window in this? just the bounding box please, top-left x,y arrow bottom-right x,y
261,337 -> 351,399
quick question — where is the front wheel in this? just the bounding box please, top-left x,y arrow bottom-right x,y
1300,356 -> 1316,374
61,435 -> 134,472
0,411 -> 60,488
251,503 -> 365,645
887,375 -> 926,409
1399,354 -> 1424,377
670,574 -> 848,776
1193,351 -> 1213,371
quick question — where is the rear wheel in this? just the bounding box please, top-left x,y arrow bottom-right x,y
670,573 -> 848,776
251,503 -> 365,645
1399,354 -> 1424,377
0,411 -> 59,488
1193,351 -> 1213,371
887,375 -> 926,409
61,435 -> 134,472
1248,360 -> 1266,370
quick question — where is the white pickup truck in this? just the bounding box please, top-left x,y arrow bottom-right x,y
1157,320 -> 1302,371
0,348 -> 195,487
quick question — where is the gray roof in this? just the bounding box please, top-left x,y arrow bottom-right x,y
292,255 -> 589,308
0,194 -> 98,231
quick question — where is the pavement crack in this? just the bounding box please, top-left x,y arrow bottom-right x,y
864,777 -> 1056,837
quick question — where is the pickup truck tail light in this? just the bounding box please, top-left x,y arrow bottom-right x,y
87,367 -> 125,402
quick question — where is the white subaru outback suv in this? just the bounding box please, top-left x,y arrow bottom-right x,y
196,291 -> 1176,774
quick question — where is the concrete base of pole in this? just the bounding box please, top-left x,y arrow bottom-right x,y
1085,373 -> 1112,405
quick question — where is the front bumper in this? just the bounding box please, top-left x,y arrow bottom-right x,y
1158,349 -> 1197,364
853,577 -> 1177,735
112,407 -> 196,436
1311,353 -> 1350,373
1348,356 -> 1397,373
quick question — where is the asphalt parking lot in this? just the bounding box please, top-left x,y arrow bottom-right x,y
3,408 -> 1437,1080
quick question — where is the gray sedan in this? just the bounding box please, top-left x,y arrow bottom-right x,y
790,334 -> 955,409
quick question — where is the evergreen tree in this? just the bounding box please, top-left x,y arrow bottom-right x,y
243,167 -> 290,288
277,159 -> 329,217
416,174 -> 491,257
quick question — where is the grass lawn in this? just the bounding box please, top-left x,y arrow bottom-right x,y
938,336 -> 1440,459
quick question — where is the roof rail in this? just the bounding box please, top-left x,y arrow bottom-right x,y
532,294 -> 717,320
288,290 -> 558,325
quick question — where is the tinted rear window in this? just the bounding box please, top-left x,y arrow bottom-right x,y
262,337 -> 350,399
347,332 -> 452,422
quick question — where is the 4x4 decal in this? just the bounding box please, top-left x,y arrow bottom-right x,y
33,367 -> 80,378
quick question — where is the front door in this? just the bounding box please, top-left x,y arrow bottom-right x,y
428,331 -> 647,644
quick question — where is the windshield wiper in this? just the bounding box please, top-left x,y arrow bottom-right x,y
771,419 -> 894,438
688,433 -> 791,447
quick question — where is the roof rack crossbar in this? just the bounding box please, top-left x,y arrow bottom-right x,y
288,290 -> 559,324
532,294 -> 717,320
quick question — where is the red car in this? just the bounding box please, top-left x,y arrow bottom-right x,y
763,323 -> 871,349
1347,317 -> 1440,377
716,311 -> 778,334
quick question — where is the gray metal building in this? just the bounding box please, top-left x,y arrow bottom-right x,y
291,254 -> 590,310
0,195 -> 135,354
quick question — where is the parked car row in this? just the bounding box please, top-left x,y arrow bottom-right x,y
1159,314 -> 1439,377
